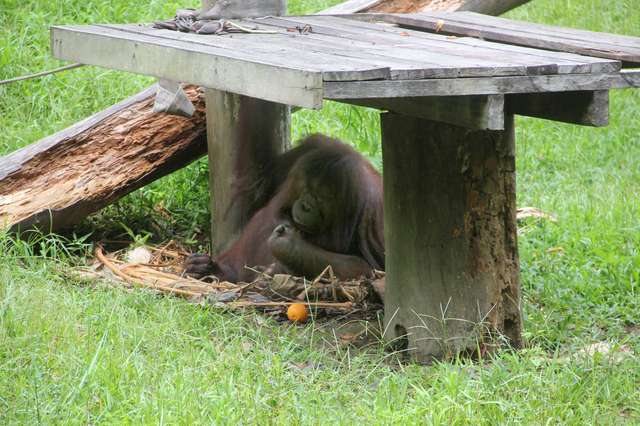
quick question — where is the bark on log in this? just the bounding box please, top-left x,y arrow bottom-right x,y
0,0 -> 532,232
322,0 -> 530,14
0,85 -> 206,232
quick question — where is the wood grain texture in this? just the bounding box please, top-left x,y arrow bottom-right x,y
0,86 -> 207,232
381,112 -> 522,361
101,24 -> 392,82
255,16 -> 557,77
356,12 -> 640,63
307,15 -> 620,75
51,25 -> 323,108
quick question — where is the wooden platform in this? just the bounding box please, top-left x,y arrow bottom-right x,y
49,10 -> 640,361
51,13 -> 640,109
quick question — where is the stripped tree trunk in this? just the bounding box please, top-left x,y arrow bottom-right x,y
321,0 -> 530,14
0,86 -> 206,232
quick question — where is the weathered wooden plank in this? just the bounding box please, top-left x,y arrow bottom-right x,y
249,18 -> 507,79
451,11 -> 640,51
252,18 -> 527,79
259,16 -> 558,75
293,15 -> 560,74
440,36 -> 620,74
253,16 -> 537,77
100,24 -> 391,82
51,25 -> 324,108
315,15 -> 620,74
507,90 -> 609,127
324,70 -> 640,99
358,12 -> 640,63
342,95 -> 505,130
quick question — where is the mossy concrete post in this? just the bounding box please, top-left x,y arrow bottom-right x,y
202,0 -> 290,254
381,112 -> 523,361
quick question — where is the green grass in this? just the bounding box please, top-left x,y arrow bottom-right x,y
1,0 -> 640,423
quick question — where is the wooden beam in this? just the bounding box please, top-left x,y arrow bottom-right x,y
341,95 -> 505,130
324,70 -> 640,99
507,90 -> 609,127
381,112 -> 522,361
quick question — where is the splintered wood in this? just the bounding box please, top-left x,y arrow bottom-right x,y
92,244 -> 383,316
0,85 -> 206,232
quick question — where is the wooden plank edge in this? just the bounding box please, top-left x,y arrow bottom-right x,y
354,13 -> 637,64
323,70 -> 640,99
50,25 -> 324,109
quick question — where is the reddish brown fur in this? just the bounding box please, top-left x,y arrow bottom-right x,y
190,134 -> 384,282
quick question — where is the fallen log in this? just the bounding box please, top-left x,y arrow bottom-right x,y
0,85 -> 206,232
321,0 -> 531,15
0,0 -> 531,233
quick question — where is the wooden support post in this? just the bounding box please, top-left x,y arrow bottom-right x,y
203,0 -> 290,254
381,112 -> 523,362
205,91 -> 290,252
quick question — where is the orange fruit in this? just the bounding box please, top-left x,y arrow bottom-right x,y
287,303 -> 309,323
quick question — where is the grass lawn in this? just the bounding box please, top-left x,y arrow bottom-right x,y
1,0 -> 639,423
